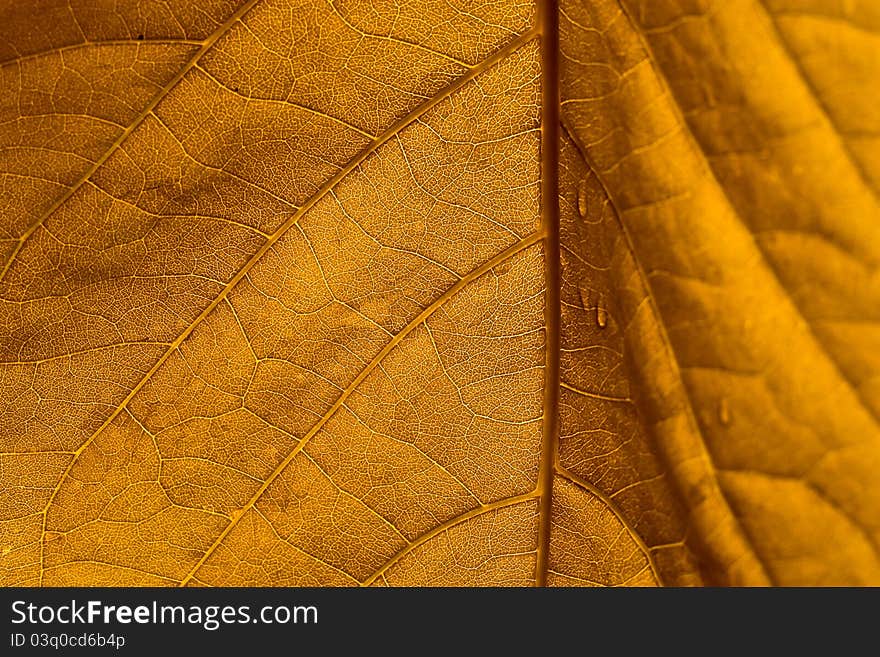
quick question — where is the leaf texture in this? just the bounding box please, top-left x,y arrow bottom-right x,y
1,0 -> 878,587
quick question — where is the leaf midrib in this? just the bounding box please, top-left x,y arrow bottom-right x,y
535,0 -> 561,588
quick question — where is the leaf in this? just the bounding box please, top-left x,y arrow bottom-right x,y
0,0 -> 876,587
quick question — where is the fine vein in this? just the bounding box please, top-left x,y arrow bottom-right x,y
1,0 -> 265,285
179,233 -> 544,585
37,26 -> 540,583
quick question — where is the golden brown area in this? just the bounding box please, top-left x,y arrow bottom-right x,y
0,0 -> 877,587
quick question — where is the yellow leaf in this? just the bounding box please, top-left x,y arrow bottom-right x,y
0,0 -> 876,587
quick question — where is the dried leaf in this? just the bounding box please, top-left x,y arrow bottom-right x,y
1,0 -> 877,587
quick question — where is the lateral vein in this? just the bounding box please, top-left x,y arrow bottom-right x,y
178,233 -> 543,586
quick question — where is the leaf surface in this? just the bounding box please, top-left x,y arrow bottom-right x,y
1,0 -> 877,586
